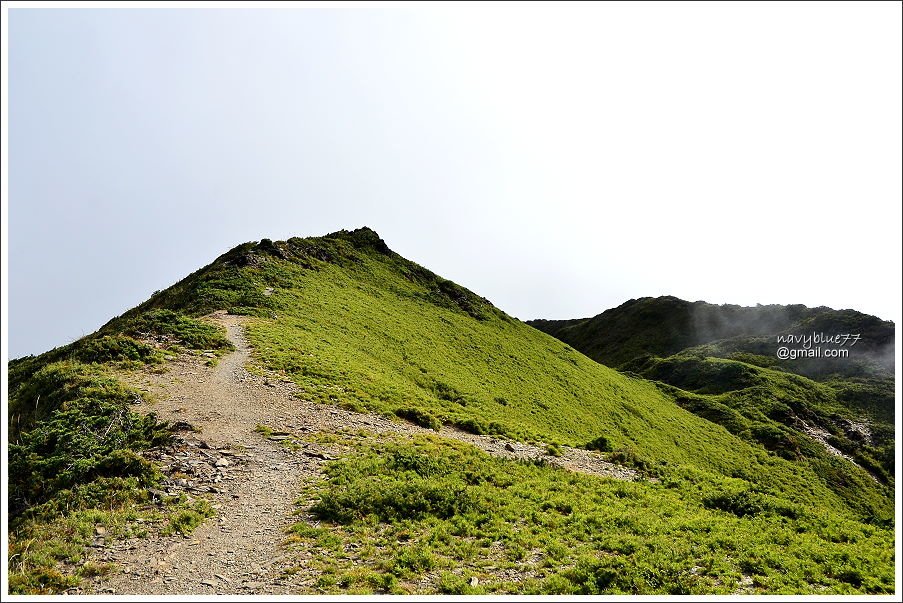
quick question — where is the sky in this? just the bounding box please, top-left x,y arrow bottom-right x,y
5,2 -> 902,359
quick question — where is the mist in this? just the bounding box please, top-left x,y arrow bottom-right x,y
6,4 -> 902,359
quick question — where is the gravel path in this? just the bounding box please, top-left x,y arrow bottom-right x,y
85,312 -> 635,595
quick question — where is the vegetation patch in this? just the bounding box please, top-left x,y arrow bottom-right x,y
117,309 -> 234,351
8,482 -> 151,594
287,434 -> 894,594
394,407 -> 442,431
191,231 -> 891,524
8,228 -> 893,595
163,499 -> 216,536
74,335 -> 161,365
585,435 -> 613,452
6,335 -> 212,593
545,442 -> 563,457
631,355 -> 893,514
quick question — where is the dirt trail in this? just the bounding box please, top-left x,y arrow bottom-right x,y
86,313 -> 635,595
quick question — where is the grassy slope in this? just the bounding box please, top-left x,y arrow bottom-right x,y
527,294 -> 894,518
8,228 -> 895,594
288,433 -> 893,594
624,353 -> 894,492
129,229 -> 889,521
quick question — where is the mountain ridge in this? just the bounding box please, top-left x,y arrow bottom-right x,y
527,295 -> 894,378
7,227 -> 896,595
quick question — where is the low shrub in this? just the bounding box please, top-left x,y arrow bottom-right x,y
453,417 -> 488,435
395,407 -> 442,431
164,499 -> 215,536
585,436 -> 613,452
121,309 -> 233,351
313,475 -> 475,523
704,489 -> 799,519
75,335 -> 158,364
609,447 -> 651,472
8,363 -> 170,515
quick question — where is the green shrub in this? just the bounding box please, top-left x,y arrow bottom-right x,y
395,407 -> 442,431
294,435 -> 893,595
609,447 -> 651,472
555,554 -> 706,594
8,363 -> 169,515
386,449 -> 452,477
704,489 -> 799,519
164,500 -> 215,536
121,309 -> 233,351
437,571 -> 474,594
747,424 -> 801,460
75,335 -> 158,364
585,436 -> 613,452
432,380 -> 465,404
453,417 -> 488,435
313,475 -> 475,523
391,545 -> 438,576
7,361 -> 174,594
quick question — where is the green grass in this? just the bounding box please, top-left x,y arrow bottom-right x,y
394,407 -> 442,431
8,477 -> 159,594
8,479 -> 213,594
162,499 -> 215,536
10,503 -> 128,594
286,434 -> 894,594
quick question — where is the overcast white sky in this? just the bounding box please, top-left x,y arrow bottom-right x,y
4,2 -> 902,359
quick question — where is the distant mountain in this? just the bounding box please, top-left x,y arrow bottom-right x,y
529,295 -> 895,495
527,296 -> 894,379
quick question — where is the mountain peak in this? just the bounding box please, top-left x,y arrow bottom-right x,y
323,226 -> 392,255
9,230 -> 894,596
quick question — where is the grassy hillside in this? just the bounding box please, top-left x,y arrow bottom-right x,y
623,353 -> 894,488
7,228 -> 895,594
98,228 -> 890,518
527,295 -> 895,514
